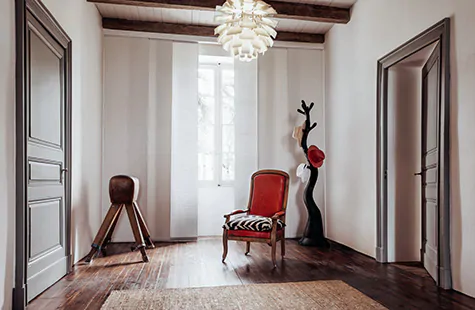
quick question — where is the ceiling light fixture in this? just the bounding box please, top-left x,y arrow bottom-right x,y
215,0 -> 278,62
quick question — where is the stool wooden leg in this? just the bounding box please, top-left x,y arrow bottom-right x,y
133,202 -> 155,249
125,203 -> 148,263
85,204 -> 122,263
101,204 -> 124,256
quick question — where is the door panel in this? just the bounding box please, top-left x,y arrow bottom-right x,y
421,43 -> 440,283
29,31 -> 63,147
29,199 -> 62,259
26,13 -> 68,302
29,160 -> 62,182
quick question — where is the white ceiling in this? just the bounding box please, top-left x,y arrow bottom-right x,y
95,0 -> 357,34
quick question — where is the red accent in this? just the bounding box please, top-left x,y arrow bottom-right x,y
228,229 -> 284,239
249,174 -> 286,217
308,145 -> 325,168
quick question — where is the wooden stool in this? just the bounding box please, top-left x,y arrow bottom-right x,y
85,175 -> 155,263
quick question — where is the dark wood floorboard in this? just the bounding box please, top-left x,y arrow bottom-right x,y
27,238 -> 475,310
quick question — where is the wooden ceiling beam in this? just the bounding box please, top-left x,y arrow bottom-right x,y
89,0 -> 350,24
103,18 -> 325,43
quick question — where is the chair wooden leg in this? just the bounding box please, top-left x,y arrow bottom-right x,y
222,229 -> 228,263
85,203 -> 122,263
281,238 -> 285,258
133,202 -> 155,249
271,239 -> 277,268
125,203 -> 148,263
245,242 -> 250,255
270,224 -> 278,268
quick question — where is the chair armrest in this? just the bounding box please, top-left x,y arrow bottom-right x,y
224,209 -> 249,218
270,211 -> 286,236
223,209 -> 249,223
271,211 -> 286,220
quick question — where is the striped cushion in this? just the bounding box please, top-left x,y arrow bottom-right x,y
223,215 -> 285,232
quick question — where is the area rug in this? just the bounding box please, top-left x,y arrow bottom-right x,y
101,280 -> 386,309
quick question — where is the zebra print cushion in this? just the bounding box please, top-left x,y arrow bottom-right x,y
223,215 -> 285,232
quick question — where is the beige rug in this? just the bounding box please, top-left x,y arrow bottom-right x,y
101,281 -> 386,309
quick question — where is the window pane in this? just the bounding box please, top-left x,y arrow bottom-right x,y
222,153 -> 235,181
198,96 -> 215,125
222,124 -> 234,153
198,67 -> 215,182
221,70 -> 234,98
198,68 -> 215,96
222,97 -> 235,125
198,124 -> 214,153
198,153 -> 214,181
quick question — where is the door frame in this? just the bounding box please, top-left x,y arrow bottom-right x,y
376,18 -> 451,289
14,0 -> 72,308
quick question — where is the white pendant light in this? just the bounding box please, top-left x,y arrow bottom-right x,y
215,0 -> 278,62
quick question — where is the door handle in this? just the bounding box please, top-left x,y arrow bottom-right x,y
414,172 -> 422,176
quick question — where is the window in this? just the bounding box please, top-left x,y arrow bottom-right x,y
198,56 -> 235,185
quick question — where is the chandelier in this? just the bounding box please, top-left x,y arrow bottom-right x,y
214,0 -> 278,62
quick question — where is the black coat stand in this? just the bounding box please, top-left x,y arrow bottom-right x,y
297,101 -> 329,247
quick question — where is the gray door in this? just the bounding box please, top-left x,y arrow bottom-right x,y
421,44 -> 440,283
26,13 -> 69,301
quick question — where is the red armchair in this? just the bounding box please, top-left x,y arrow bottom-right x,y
222,169 -> 290,267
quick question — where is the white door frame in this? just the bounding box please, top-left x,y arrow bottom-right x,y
14,0 -> 73,308
376,18 -> 452,289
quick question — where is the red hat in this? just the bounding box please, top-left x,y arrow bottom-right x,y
307,145 -> 325,168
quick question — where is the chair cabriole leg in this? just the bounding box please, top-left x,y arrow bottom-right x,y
222,229 -> 228,263
281,238 -> 285,258
281,229 -> 286,258
271,226 -> 277,268
271,239 -> 277,268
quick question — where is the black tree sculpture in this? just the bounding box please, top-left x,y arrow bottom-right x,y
297,100 -> 329,247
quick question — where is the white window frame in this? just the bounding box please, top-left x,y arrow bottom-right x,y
198,57 -> 235,187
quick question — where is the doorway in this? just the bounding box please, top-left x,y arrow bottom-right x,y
376,19 -> 451,289
14,0 -> 72,308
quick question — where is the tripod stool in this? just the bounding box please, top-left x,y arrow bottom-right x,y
85,175 -> 155,263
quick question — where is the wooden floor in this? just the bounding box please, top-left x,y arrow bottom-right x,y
28,238 -> 475,310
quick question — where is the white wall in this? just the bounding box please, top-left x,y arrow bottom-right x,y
258,48 -> 325,238
41,0 -> 104,265
0,0 -> 16,309
0,0 -> 103,308
234,59 -> 258,216
325,0 -> 475,297
103,36 -> 173,241
103,36 -> 325,241
387,66 -> 421,262
170,42 -> 199,239
198,187 -> 234,236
